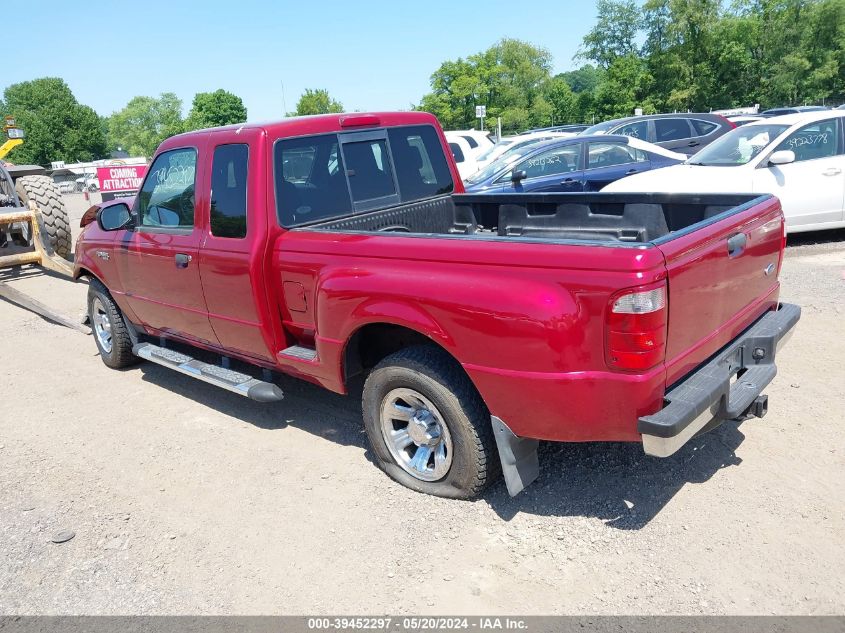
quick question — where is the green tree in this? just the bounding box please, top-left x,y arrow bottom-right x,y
107,93 -> 183,157
418,38 -> 555,132
557,64 -> 603,93
289,89 -> 343,116
579,0 -> 643,68
1,77 -> 107,165
184,89 -> 247,130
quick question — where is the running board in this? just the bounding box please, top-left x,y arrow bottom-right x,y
278,345 -> 318,362
133,342 -> 284,402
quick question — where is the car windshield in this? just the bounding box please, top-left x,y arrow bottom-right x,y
475,140 -> 512,163
687,124 -> 790,166
581,120 -> 618,135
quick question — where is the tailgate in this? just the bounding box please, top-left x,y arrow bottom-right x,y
656,196 -> 785,386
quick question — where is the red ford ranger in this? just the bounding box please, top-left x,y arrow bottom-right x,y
74,112 -> 799,498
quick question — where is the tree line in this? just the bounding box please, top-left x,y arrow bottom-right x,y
0,79 -> 249,166
2,0 -> 842,164
418,0 -> 845,132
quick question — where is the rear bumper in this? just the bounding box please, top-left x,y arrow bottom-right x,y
638,303 -> 800,457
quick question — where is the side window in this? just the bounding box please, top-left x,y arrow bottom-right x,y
137,148 -> 197,230
275,133 -> 352,227
343,139 -> 396,203
388,125 -> 454,201
513,144 -> 581,180
461,135 -> 479,149
449,142 -> 465,163
587,142 -> 647,169
614,120 -> 648,140
691,119 -> 719,136
775,119 -> 842,162
654,118 -> 693,142
209,144 -> 248,239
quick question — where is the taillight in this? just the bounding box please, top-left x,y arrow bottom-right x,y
606,284 -> 667,371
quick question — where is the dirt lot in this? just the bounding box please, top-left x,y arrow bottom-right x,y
1,193 -> 843,615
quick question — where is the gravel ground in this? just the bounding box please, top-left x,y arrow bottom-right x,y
0,193 -> 843,615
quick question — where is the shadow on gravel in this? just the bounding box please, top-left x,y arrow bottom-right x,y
136,362 -> 369,449
137,360 -> 749,530
483,420 -> 748,529
786,228 -> 845,248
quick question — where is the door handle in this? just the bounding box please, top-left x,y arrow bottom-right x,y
727,233 -> 747,257
823,167 -> 842,176
560,177 -> 574,184
626,168 -> 638,175
688,141 -> 700,147
174,253 -> 192,268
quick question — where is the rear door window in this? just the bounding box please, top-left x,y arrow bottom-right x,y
691,119 -> 719,136
275,133 -> 352,227
209,144 -> 248,238
388,125 -> 454,201
654,118 -> 693,142
449,142 -> 466,163
587,142 -> 648,168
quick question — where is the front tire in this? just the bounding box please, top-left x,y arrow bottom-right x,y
87,279 -> 138,369
362,346 -> 500,499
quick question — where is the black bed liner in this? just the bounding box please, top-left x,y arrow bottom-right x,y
308,192 -> 768,244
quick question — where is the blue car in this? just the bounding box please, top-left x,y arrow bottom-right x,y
463,134 -> 685,193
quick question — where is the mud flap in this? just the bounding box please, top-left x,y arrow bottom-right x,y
491,416 -> 540,496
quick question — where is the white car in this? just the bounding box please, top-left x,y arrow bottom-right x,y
604,111 -> 845,233
445,135 -> 480,180
444,130 -> 494,160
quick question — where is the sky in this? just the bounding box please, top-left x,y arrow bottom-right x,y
6,0 -> 600,122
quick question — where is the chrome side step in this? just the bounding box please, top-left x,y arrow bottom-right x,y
278,345 -> 318,362
133,342 -> 284,402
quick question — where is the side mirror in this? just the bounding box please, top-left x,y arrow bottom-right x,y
511,169 -> 527,183
768,150 -> 795,166
96,203 -> 133,232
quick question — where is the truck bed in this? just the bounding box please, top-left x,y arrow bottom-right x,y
309,192 -> 767,245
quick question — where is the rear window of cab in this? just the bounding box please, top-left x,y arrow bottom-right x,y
275,124 -> 454,227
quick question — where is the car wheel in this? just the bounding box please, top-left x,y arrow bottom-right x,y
362,345 -> 500,499
87,278 -> 138,369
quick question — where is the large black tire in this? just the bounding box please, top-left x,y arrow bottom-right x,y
362,345 -> 500,499
14,175 -> 72,259
87,278 -> 138,369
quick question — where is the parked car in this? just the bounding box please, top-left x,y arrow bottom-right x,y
580,113 -> 735,155
472,131 -> 572,175
520,124 -> 590,135
75,111 -> 798,499
444,130 -> 494,158
604,110 -> 845,233
445,134 -> 480,179
57,181 -> 76,194
759,105 -> 829,117
464,135 -> 685,193
727,115 -> 765,127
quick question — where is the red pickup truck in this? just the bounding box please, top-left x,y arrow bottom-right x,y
74,112 -> 799,498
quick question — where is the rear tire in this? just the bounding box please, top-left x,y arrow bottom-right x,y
14,175 -> 72,259
87,279 -> 138,369
362,345 -> 500,499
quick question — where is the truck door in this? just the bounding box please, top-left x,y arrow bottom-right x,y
196,129 -> 278,362
115,141 -> 219,346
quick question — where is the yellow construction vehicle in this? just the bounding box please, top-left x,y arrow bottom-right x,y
0,118 -> 86,332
